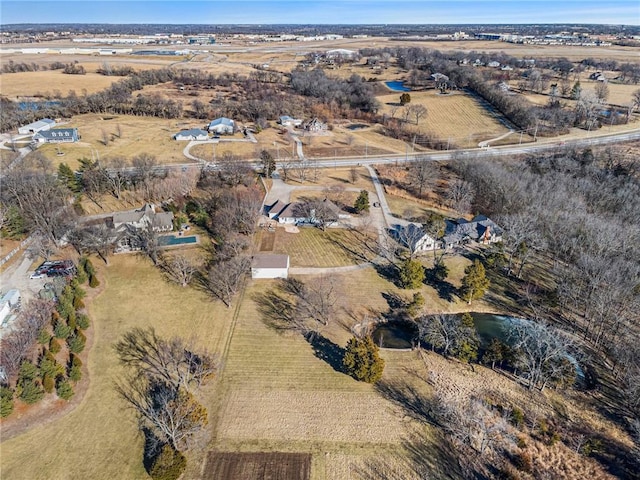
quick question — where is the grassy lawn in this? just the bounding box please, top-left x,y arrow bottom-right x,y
32,113 -> 195,170
0,71 -> 120,99
264,227 -> 377,267
0,254 -> 233,480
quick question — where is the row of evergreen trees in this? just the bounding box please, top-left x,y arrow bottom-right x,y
1,258 -> 98,418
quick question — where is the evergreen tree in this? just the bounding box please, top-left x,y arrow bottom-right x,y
57,163 -> 79,192
460,260 -> 490,304
482,338 -> 505,370
400,92 -> 411,105
76,313 -> 90,330
570,81 -> 582,100
0,387 -> 14,417
353,190 -> 370,213
56,379 -> 74,400
49,336 -> 62,354
42,373 -> 55,393
37,328 -> 51,345
343,336 -> 385,383
406,292 -> 425,317
399,258 -> 425,289
89,273 -> 100,288
67,331 -> 86,354
148,444 -> 187,480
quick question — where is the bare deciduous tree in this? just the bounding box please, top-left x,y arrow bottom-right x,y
446,179 -> 475,214
161,254 -> 196,287
204,256 -> 250,307
407,156 -> 437,198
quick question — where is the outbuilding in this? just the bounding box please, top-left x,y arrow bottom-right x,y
18,118 -> 56,135
251,254 -> 289,279
208,117 -> 235,135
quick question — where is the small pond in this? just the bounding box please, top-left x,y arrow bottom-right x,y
372,321 -> 418,349
385,80 -> 411,92
346,123 -> 369,130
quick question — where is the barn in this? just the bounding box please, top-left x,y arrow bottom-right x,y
251,254 -> 289,279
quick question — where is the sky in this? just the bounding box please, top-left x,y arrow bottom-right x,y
1,0 -> 639,25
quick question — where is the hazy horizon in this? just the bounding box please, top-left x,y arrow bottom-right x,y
2,0 -> 639,26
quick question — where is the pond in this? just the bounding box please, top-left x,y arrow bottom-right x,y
372,321 -> 418,349
346,123 -> 369,130
385,80 -> 411,92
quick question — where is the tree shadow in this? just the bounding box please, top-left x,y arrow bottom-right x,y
382,290 -> 407,310
424,268 -> 456,302
373,262 -> 401,287
375,378 -> 438,426
307,333 -> 345,374
251,289 -> 297,333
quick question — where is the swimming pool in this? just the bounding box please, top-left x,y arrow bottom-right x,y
158,235 -> 197,246
385,81 -> 411,92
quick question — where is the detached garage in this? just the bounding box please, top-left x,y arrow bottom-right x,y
251,254 -> 289,279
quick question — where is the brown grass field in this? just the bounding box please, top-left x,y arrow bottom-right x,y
376,90 -> 513,148
0,254 -> 233,480
30,113 -> 197,170
203,451 -> 311,480
0,71 -> 121,98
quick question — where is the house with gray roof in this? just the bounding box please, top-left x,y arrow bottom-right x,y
208,117 -> 235,135
393,223 -> 437,253
442,215 -> 502,249
18,118 -> 56,135
173,128 -> 209,141
111,204 -> 174,252
33,128 -> 79,144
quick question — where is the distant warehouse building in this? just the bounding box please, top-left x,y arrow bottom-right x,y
18,118 -> 55,135
33,128 -> 79,144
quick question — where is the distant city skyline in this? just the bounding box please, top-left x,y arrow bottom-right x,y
2,0 -> 639,26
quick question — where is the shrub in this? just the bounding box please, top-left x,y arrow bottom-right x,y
76,313 -> 90,330
0,387 -> 14,417
49,337 -> 62,354
56,379 -> 74,400
40,356 -> 64,379
343,335 -> 385,383
511,407 -> 525,428
580,438 -> 603,457
54,321 -> 72,339
67,331 -> 86,354
89,274 -> 100,288
82,257 -> 95,276
148,445 -> 187,480
42,373 -> 55,393
73,297 -> 85,310
75,262 -> 88,284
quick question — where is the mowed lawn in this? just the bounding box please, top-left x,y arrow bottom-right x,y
376,90 -> 511,148
263,227 -> 378,267
0,255 -> 233,480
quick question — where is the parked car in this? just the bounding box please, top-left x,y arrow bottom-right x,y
30,272 -> 45,279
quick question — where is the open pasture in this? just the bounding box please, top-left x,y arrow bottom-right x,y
376,90 -> 512,148
203,452 -> 311,480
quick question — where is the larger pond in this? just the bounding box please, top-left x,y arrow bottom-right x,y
371,313 -> 584,381
385,80 -> 411,92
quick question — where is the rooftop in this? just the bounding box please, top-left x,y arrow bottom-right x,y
252,254 -> 289,269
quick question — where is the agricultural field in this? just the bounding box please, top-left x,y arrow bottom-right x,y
0,255 -> 233,480
203,452 -> 311,480
30,113 -> 195,170
0,71 -> 121,99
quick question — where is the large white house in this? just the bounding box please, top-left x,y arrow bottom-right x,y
251,254 -> 289,279
173,128 -> 209,141
18,118 -> 56,135
208,117 -> 235,135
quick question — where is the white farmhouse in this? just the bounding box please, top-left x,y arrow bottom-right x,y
251,254 -> 290,279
